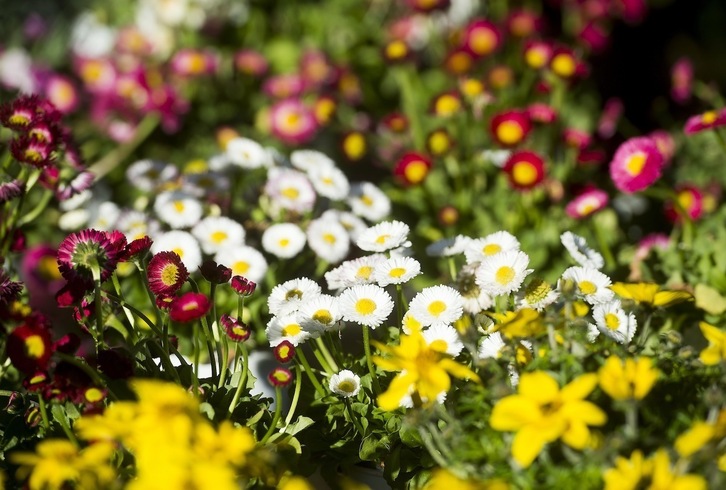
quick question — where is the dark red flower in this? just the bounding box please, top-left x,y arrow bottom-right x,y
490,110 -> 531,147
503,150 -> 546,190
393,151 -> 432,186
268,367 -> 293,387
7,315 -> 53,373
124,236 -> 153,262
10,135 -> 55,167
57,229 -> 122,283
147,251 -> 188,296
0,270 -> 23,305
274,340 -> 296,363
200,260 -> 232,284
169,292 -> 211,322
220,314 -> 251,342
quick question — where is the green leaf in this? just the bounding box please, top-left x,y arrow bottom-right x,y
695,283 -> 726,315
283,416 -> 315,436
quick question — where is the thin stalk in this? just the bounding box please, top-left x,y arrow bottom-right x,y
260,386 -> 283,444
51,404 -> 79,447
314,337 -> 338,373
344,398 -> 366,436
37,395 -> 50,431
284,364 -> 303,427
395,66 -> 424,150
228,345 -> 250,415
16,189 -> 53,227
418,425 -> 450,468
310,344 -> 332,375
111,273 -> 137,343
192,323 -> 200,395
199,315 -> 218,380
362,327 -> 382,395
296,350 -> 326,398
592,218 -> 616,271
625,401 -> 639,440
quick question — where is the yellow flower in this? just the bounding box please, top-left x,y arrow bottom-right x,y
610,282 -> 692,307
698,321 -> 726,365
11,439 -> 116,490
278,475 -> 315,490
424,468 -> 509,489
598,356 -> 659,401
489,372 -> 606,468
604,449 -> 706,490
488,309 -> 544,339
675,409 -> 726,458
373,329 -> 480,411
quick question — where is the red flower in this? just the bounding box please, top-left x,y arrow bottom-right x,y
200,260 -> 232,285
549,47 -> 587,79
523,40 -> 553,70
684,109 -> 726,135
231,276 -> 256,296
393,151 -> 432,186
461,19 -> 502,58
169,292 -> 211,322
665,185 -> 704,222
274,340 -> 295,363
563,128 -> 591,150
124,236 -> 153,262
268,367 -> 294,387
490,110 -> 531,147
7,315 -> 53,373
147,251 -> 188,296
503,151 -> 545,190
220,315 -> 251,342
57,229 -> 123,283
426,129 -> 454,157
0,270 -> 23,305
10,135 -> 55,167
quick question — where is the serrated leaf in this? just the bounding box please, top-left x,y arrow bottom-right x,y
283,416 -> 315,436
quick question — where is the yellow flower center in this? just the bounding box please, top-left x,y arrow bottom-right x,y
496,121 -> 524,145
430,339 -> 449,353
233,261 -> 249,275
404,161 -> 429,184
428,300 -> 447,317
285,289 -> 303,300
312,309 -> 333,324
210,231 -> 228,244
356,266 -> 373,280
375,234 -> 390,245
284,112 -> 301,129
525,48 -> 548,68
323,233 -> 337,244
37,255 -> 62,280
278,238 -> 290,248
551,53 -> 576,77
85,388 -> 105,403
428,132 -> 450,155
512,161 -> 538,186
344,132 -> 366,160
172,247 -> 184,258
25,335 -> 45,358
282,323 -> 302,336
386,40 -> 408,60
577,197 -> 599,216
470,27 -> 497,55
702,111 -> 717,125
495,266 -> 515,285
435,95 -> 461,116
605,313 -> 620,330
578,280 -> 597,295
461,78 -> 484,97
338,380 -> 357,393
24,148 -> 43,162
389,267 -> 406,278
281,187 -> 299,199
8,113 -> 31,126
160,263 -> 180,286
625,152 -> 647,176
173,201 -> 185,212
677,190 -> 695,211
361,195 -> 374,207
355,298 -> 376,315
186,53 -> 206,74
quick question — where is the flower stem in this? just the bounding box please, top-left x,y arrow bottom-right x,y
228,344 -> 250,416
314,337 -> 338,373
37,395 -> 50,432
625,401 -> 639,440
192,323 -> 200,394
362,327 -> 382,396
591,218 -> 616,271
296,350 -> 326,398
51,403 -> 79,448
284,364 -> 303,427
344,398 -> 366,436
261,386 -> 283,444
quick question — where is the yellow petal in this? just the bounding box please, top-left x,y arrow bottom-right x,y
699,322 -> 725,346
560,373 -> 598,401
518,372 -> 559,404
561,420 -> 591,449
439,358 -> 480,383
372,356 -> 405,372
675,421 -> 714,457
560,400 -> 607,426
377,372 -> 417,411
652,290 -> 693,307
699,345 -> 722,366
632,359 -> 658,400
610,282 -> 658,303
511,426 -> 549,468
418,366 -> 451,402
490,396 -> 541,431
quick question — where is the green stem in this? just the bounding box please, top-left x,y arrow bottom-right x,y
16,189 -> 53,227
199,315 -> 218,380
314,337 -> 337,373
260,386 -> 283,444
192,323 -> 200,394
284,364 -> 303,427
344,398 -> 366,436
592,218 -> 616,271
228,344 -> 250,416
51,404 -> 80,447
625,401 -> 639,440
362,327 -> 382,396
395,66 -> 424,150
111,273 -> 137,343
37,395 -> 50,431
296,350 -> 326,398
637,313 -> 654,349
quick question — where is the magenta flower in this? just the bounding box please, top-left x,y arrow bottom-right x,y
169,292 -> 211,323
0,179 -> 24,203
147,251 -> 188,296
270,98 -> 318,145
220,314 -> 251,342
170,49 -> 219,77
671,57 -> 693,104
566,187 -> 609,219
57,229 -> 123,283
609,137 -> 664,193
44,74 -> 79,113
684,109 -> 726,135
665,184 -> 704,222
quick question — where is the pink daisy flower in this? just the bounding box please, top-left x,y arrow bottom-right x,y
665,184 -> 704,222
57,229 -> 124,283
270,98 -> 318,145
684,109 -> 726,135
147,251 -> 189,296
609,136 -> 664,193
671,57 -> 693,104
502,150 -> 545,190
169,292 -> 211,323
635,233 -> 670,261
566,187 -> 609,219
461,19 -> 502,58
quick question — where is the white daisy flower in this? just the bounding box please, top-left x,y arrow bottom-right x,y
426,235 -> 472,257
207,153 -> 232,172
298,294 -> 342,333
214,245 -> 268,284
306,218 -> 350,264
117,210 -> 151,235
339,284 -> 394,328
456,263 -> 494,314
517,277 -> 559,311
268,278 -> 322,317
308,164 -> 350,201
465,231 -> 520,264
347,182 -> 391,222
59,209 -> 90,230
226,137 -> 269,169
322,210 -> 368,241
192,216 -> 246,255
126,159 -> 179,192
324,254 -> 388,290
87,201 -> 121,231
59,189 -> 92,212
561,231 -> 604,269
154,191 -> 203,229
423,324 -> 464,357
408,285 -> 464,327
266,314 -> 312,347
592,300 -> 637,344
182,172 -> 230,197
475,250 -> 532,297
586,323 -> 601,343
151,230 -> 202,272
374,256 -> 421,287
478,331 -> 507,359
401,311 -> 425,334
356,220 -> 410,253
262,223 -> 307,259
290,149 -> 336,172
481,149 -> 512,168
264,168 -> 316,214
560,266 -> 614,305
328,369 -> 361,398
